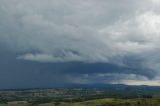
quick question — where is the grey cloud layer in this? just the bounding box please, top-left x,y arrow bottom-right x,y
1,0 -> 160,83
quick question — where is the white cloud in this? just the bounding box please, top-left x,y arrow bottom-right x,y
151,0 -> 160,3
17,52 -> 83,63
117,80 -> 160,86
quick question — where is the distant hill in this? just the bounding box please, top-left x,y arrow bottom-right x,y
1,83 -> 160,91
64,83 -> 160,89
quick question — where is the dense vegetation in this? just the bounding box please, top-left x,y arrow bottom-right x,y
3,97 -> 160,106
1,87 -> 160,106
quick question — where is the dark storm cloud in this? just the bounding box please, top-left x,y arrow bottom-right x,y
0,0 -> 160,87
0,49 -> 156,88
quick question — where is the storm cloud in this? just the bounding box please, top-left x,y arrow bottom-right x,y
0,0 -> 160,88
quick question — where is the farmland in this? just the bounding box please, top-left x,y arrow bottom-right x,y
1,86 -> 160,106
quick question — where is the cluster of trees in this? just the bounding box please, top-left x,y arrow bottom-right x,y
0,96 -> 7,104
28,97 -> 53,105
96,102 -> 156,106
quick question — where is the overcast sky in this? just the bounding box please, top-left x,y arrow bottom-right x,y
1,0 -> 160,88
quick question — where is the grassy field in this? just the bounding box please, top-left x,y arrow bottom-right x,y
1,98 -> 160,106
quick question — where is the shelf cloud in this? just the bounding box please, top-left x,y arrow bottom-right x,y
0,0 -> 160,88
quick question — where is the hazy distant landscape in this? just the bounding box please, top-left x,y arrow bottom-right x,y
1,85 -> 160,106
